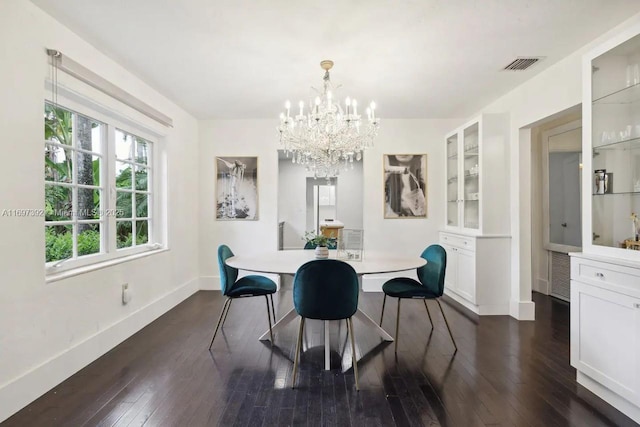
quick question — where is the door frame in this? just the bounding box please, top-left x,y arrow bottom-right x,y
542,119 -> 583,254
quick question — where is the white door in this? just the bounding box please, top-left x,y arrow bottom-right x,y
455,248 -> 476,303
442,243 -> 458,292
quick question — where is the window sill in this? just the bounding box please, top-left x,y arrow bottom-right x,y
45,247 -> 169,284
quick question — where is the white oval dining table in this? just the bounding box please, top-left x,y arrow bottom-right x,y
226,250 -> 426,370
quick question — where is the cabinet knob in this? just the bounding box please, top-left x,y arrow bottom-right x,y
595,272 -> 605,279
634,303 -> 640,309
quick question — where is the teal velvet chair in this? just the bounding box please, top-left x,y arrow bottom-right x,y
379,244 -> 457,353
208,245 -> 277,349
291,260 -> 360,390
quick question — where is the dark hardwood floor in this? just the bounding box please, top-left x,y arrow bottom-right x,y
3,291 -> 638,427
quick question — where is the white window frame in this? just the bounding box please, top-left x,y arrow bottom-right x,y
44,92 -> 165,276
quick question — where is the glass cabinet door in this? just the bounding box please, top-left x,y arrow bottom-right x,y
463,123 -> 480,229
446,133 -> 459,227
591,33 -> 640,249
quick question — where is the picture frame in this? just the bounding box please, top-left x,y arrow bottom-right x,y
383,154 -> 427,219
215,156 -> 258,220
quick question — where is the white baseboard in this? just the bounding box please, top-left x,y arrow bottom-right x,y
0,277 -> 199,423
443,290 -> 510,315
509,300 -> 536,320
199,275 -> 221,290
577,372 -> 640,424
535,278 -> 550,294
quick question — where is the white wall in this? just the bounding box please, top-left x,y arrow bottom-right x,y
463,12 -> 640,320
200,119 -> 459,288
0,1 -> 200,422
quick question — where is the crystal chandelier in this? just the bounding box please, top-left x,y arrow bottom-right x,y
277,60 -> 380,178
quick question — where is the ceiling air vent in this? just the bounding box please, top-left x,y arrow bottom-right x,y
502,57 -> 543,71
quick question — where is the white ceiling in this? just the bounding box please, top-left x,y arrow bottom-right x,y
32,0 -> 640,119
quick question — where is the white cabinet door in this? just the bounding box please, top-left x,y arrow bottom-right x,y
571,280 -> 640,406
455,248 -> 476,303
442,243 -> 458,293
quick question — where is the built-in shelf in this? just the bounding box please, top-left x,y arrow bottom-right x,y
593,81 -> 640,105
447,200 -> 458,203
447,154 -> 458,159
465,199 -> 479,202
593,136 -> 640,151
464,152 -> 479,158
593,191 -> 640,196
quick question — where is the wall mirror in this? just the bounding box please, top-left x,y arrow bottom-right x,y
542,120 -> 582,252
277,150 -> 363,250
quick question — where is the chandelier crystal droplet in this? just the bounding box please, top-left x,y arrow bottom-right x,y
277,60 -> 380,178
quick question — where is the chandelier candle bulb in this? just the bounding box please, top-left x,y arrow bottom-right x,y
353,99 -> 358,116
299,101 -> 304,116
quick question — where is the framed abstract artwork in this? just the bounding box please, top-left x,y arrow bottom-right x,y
383,154 -> 427,219
215,156 -> 258,220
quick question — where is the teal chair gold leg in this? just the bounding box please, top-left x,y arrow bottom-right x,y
347,317 -> 359,390
395,298 -> 401,353
423,300 -> 433,329
292,317 -> 305,388
265,295 -> 274,343
436,299 -> 457,351
221,298 -> 233,328
379,294 -> 387,326
209,298 -> 232,350
269,294 -> 276,324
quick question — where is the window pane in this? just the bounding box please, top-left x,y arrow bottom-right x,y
78,223 -> 101,256
116,221 -> 133,249
135,166 -> 148,191
115,129 -> 134,161
44,144 -> 73,183
116,191 -> 132,218
45,105 -> 73,146
135,138 -> 149,165
77,188 -> 100,220
45,224 -> 72,262
77,152 -> 100,187
136,193 -> 148,218
136,220 -> 148,245
115,162 -> 133,189
76,113 -> 103,154
45,184 -> 72,221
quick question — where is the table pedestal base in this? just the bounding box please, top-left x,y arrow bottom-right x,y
259,308 -> 394,370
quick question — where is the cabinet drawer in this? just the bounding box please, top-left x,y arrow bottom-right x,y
572,261 -> 640,289
440,232 -> 476,251
572,257 -> 640,296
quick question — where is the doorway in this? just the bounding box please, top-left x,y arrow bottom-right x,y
532,112 -> 582,302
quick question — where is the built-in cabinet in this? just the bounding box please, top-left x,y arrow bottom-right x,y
441,113 -> 511,315
440,232 -> 510,315
571,22 -> 640,424
445,113 -> 510,235
570,254 -> 640,422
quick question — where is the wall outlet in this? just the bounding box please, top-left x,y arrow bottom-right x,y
122,283 -> 131,305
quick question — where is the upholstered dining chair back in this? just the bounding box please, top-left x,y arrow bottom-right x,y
416,244 -> 447,296
293,260 -> 358,320
217,244 -> 239,296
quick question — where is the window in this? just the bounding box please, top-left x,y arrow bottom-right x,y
115,129 -> 152,249
44,103 -> 160,272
